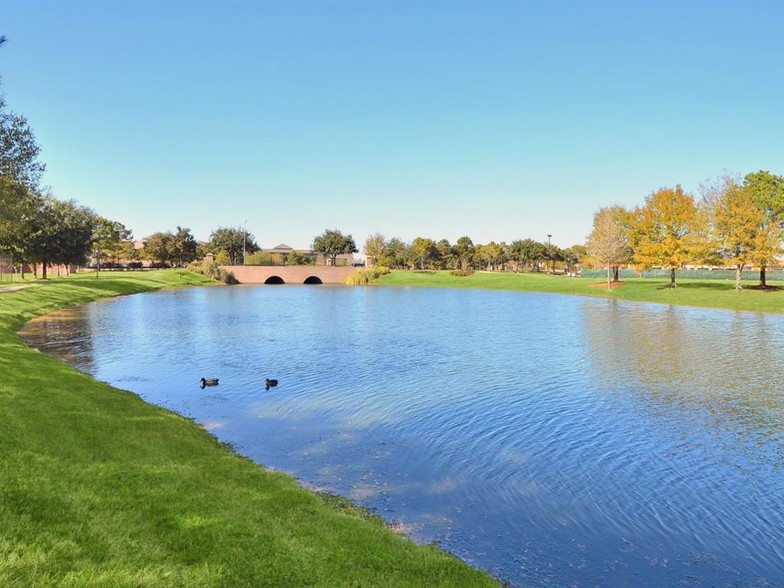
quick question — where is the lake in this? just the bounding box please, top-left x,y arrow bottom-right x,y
19,285 -> 784,587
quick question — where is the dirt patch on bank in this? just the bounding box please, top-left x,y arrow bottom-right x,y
588,281 -> 623,290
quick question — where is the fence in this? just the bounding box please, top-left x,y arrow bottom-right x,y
579,268 -> 784,281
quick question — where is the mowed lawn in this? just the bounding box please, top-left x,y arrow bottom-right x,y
0,270 -> 498,587
374,270 -> 784,314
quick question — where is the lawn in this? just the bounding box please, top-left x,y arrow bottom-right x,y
0,270 -> 497,587
373,270 -> 784,314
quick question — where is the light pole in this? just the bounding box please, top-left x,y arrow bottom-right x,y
243,220 -> 247,266
547,234 -> 552,274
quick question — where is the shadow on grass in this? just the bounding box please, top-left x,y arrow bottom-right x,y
662,281 -> 739,291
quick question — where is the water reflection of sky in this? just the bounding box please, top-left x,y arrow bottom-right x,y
19,286 -> 784,587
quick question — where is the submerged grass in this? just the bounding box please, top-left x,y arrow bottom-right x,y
0,270 -> 497,587
374,270 -> 784,314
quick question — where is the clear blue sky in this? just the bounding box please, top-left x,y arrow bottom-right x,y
1,1 -> 782,252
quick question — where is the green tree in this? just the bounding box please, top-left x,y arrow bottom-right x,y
435,239 -> 456,269
287,249 -> 305,265
93,218 -> 133,267
143,232 -> 174,266
0,176 -> 39,271
171,226 -> 198,267
312,229 -> 358,266
455,236 -> 474,271
26,197 -> 96,278
508,238 -> 544,272
631,186 -> 702,288
0,81 -> 46,190
209,226 -> 258,265
411,237 -> 438,270
743,170 -> 784,287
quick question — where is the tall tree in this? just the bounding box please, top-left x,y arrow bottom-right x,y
26,197 -> 96,278
435,239 -> 456,270
363,232 -> 386,267
0,175 -> 39,269
171,226 -> 198,267
209,226 -> 258,265
455,236 -> 474,271
312,229 -> 358,266
93,218 -> 133,267
0,81 -> 46,190
587,206 -> 631,288
411,237 -> 437,270
143,231 -> 174,266
743,170 -> 784,287
711,178 -> 765,290
631,186 -> 702,288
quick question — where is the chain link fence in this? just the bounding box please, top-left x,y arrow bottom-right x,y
580,268 -> 784,281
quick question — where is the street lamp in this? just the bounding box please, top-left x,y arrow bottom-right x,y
243,220 -> 247,266
547,234 -> 552,274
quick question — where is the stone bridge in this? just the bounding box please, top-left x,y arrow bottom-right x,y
221,265 -> 357,285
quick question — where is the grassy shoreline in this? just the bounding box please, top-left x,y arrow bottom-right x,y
0,270 -> 497,587
373,270 -> 784,314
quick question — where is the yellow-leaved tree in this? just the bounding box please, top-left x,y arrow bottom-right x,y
631,186 -> 702,288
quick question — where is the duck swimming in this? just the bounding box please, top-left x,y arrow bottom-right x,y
200,378 -> 219,389
265,378 -> 278,391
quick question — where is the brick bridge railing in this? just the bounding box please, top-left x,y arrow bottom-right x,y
221,265 -> 357,285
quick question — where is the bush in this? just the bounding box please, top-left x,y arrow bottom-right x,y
449,269 -> 475,277
345,266 -> 390,285
188,260 -> 238,284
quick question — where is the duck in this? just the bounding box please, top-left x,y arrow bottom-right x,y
265,378 -> 278,391
200,377 -> 219,389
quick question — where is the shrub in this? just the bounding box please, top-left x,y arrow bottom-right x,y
188,260 -> 238,284
449,269 -> 475,277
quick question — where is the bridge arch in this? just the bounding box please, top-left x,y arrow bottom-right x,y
264,276 -> 285,284
303,276 -> 323,284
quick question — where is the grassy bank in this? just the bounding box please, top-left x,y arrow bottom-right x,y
0,270 -> 496,587
374,270 -> 784,314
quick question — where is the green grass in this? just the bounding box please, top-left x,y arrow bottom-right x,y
374,270 -> 784,314
0,270 -> 497,587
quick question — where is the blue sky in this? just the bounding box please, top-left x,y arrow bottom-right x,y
1,1 -> 782,252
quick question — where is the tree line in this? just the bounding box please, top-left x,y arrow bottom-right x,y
362,233 -> 585,274
586,172 -> 784,290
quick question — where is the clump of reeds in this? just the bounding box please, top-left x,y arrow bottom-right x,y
345,266 -> 391,285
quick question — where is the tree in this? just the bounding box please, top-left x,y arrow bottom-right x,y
0,175 -> 39,270
383,237 -> 410,269
711,178 -> 765,290
435,239 -> 456,269
0,80 -> 46,190
171,226 -> 198,267
475,241 -> 504,271
143,231 -> 174,266
287,249 -> 305,265
209,226 -> 258,265
312,229 -> 357,266
411,237 -> 438,270
363,232 -> 386,267
587,206 -> 631,288
25,196 -> 96,278
93,218 -> 133,267
631,186 -> 702,288
561,245 -> 584,274
455,236 -> 474,271
743,170 -> 784,287
508,238 -> 544,272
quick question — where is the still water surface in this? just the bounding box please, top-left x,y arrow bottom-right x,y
20,285 -> 784,586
